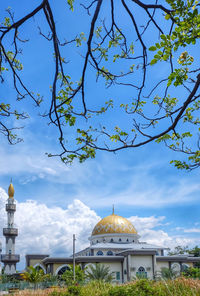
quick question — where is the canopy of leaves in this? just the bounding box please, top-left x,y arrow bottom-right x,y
0,0 -> 200,169
62,265 -> 85,285
86,263 -> 114,282
21,266 -> 45,283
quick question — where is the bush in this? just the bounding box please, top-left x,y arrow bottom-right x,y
182,267 -> 200,279
81,281 -> 111,296
108,285 -> 128,296
62,265 -> 85,286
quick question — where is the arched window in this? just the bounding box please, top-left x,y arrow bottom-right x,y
119,238 -> 122,242
56,265 -> 70,275
97,250 -> 103,256
126,239 -> 129,242
171,263 -> 181,274
138,266 -> 145,272
35,265 -> 44,272
110,238 -> 114,242
136,266 -> 147,278
96,240 -> 99,243
33,263 -> 46,274
182,264 -> 189,272
133,240 -> 135,243
107,250 -> 113,256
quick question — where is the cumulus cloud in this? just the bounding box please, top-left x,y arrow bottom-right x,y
128,215 -> 200,251
0,187 -> 199,271
0,188 -> 100,269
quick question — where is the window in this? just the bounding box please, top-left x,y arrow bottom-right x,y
47,265 -> 51,273
97,250 -> 103,256
133,240 -> 135,243
110,238 -> 114,242
57,265 -> 70,275
35,265 -> 44,272
119,238 -> 122,242
96,240 -> 99,243
107,250 -> 113,256
116,272 -> 120,280
138,266 -> 145,272
136,266 -> 147,278
126,239 -> 129,242
182,264 -> 189,272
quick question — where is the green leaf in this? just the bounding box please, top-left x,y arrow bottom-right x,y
149,46 -> 157,51
67,0 -> 74,11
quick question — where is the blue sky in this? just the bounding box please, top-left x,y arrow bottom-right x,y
0,0 -> 200,270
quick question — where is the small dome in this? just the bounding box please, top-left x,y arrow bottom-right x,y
8,183 -> 15,198
92,213 -> 137,236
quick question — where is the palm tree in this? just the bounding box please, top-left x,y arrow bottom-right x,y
159,267 -> 178,280
86,263 -> 114,282
21,266 -> 45,288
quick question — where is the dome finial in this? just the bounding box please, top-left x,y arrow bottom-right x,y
8,180 -> 14,198
112,204 -> 115,215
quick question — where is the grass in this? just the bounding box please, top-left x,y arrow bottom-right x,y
9,278 -> 200,296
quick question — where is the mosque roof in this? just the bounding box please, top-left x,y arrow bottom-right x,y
92,213 -> 137,236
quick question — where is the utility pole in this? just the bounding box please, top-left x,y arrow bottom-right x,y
73,234 -> 76,281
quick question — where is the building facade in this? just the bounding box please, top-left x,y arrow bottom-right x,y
26,209 -> 200,282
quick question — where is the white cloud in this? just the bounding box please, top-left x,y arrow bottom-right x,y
0,187 -> 199,271
129,216 -> 165,230
184,228 -> 200,233
1,142 -> 200,209
0,188 -> 100,269
128,215 -> 200,251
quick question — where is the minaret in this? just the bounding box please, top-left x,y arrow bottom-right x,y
1,182 -> 20,274
0,240 -> 2,274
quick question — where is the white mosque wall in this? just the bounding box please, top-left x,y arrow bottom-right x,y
156,261 -> 169,274
130,255 -> 154,279
85,262 -> 123,283
90,233 -> 139,245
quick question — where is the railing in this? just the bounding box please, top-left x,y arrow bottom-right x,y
6,204 -> 16,211
1,254 -> 20,262
0,281 -> 61,291
3,228 -> 18,236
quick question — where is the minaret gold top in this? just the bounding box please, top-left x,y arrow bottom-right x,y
8,183 -> 15,198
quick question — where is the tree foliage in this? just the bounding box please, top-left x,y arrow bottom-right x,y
61,265 -> 85,285
1,0 -> 200,168
182,267 -> 200,278
21,266 -> 45,284
86,263 -> 114,282
168,245 -> 200,268
160,267 -> 178,280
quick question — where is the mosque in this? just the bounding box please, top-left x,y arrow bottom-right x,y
1,182 -> 200,282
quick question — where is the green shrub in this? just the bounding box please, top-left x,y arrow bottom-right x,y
80,280 -> 110,296
62,265 -> 85,286
50,289 -> 68,296
67,285 -> 81,295
108,285 -> 128,296
182,267 -> 200,279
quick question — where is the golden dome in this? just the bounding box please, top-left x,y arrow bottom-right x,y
92,213 -> 137,235
8,183 -> 15,198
